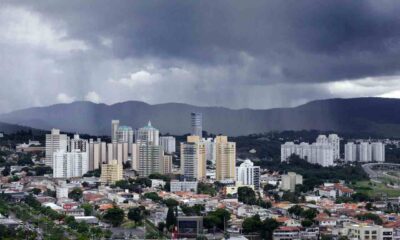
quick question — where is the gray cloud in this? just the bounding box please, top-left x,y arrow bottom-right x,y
1,0 -> 400,113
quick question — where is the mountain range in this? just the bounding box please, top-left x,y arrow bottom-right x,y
1,97 -> 400,137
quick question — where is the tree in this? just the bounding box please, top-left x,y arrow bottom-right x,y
365,202 -> 373,211
242,214 -> 262,233
128,207 -> 145,224
81,203 -> 93,216
103,207 -> 125,227
163,198 -> 179,208
31,188 -> 41,195
68,188 -> 83,201
158,222 -> 166,233
237,186 -> 257,205
203,208 -> 231,230
301,219 -> 313,227
1,165 -> 10,176
301,208 -> 318,220
288,205 -> 304,217
165,207 -> 176,230
260,218 -> 280,240
143,192 -> 162,202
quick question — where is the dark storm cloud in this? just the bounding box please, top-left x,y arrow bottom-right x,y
2,0 -> 400,112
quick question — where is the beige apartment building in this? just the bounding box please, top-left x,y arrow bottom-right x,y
101,160 -> 123,185
181,135 -> 206,181
215,136 -> 236,181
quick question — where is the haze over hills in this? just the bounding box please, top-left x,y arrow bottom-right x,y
1,97 -> 400,137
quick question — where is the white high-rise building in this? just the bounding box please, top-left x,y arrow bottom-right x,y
281,134 -> 337,167
45,129 -> 68,167
160,136 -> 176,154
202,138 -> 216,163
116,126 -> 134,154
88,138 -> 107,170
344,141 -> 385,163
328,134 -> 340,160
106,142 -> 128,165
135,121 -> 159,146
69,134 -> 88,152
191,112 -> 202,138
235,159 -> 260,190
371,142 -> 385,162
53,150 -> 89,178
111,120 -> 120,143
344,142 -> 357,162
135,144 -> 163,177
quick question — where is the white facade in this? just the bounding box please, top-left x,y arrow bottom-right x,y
235,159 -> 260,190
191,112 -> 202,138
202,138 -> 216,163
281,172 -> 303,192
116,126 -> 134,154
56,186 -> 69,199
135,121 -> 159,146
170,180 -> 198,193
69,134 -> 88,152
53,150 -> 89,178
111,120 -> 120,143
45,129 -> 68,167
345,141 -> 385,163
328,134 -> 340,160
160,136 -> 176,154
281,135 -> 336,167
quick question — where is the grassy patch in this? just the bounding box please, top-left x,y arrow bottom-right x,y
350,180 -> 400,198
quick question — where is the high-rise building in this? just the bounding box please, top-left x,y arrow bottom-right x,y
181,136 -> 206,181
281,134 -> 338,167
191,112 -> 202,138
371,142 -> 385,162
328,134 -> 340,160
101,160 -> 123,185
162,154 -> 173,174
45,129 -> 68,167
344,141 -> 385,163
116,126 -> 134,154
215,136 -> 236,181
235,159 -> 260,190
135,144 -> 163,177
69,134 -> 88,152
111,120 -> 120,143
281,172 -> 303,192
160,136 -> 176,154
135,121 -> 159,146
53,150 -> 89,178
106,142 -> 128,165
202,138 -> 216,163
344,142 -> 357,162
88,138 -> 107,170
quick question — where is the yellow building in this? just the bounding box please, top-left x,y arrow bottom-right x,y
101,159 -> 123,184
162,154 -> 172,174
180,135 -> 206,180
215,136 -> 236,181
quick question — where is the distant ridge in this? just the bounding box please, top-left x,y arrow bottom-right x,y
1,97 -> 400,137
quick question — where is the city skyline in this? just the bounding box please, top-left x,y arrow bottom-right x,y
2,1 -> 400,113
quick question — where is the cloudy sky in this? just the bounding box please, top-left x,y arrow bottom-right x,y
1,1 -> 400,113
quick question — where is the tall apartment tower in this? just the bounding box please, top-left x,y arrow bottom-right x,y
116,126 -> 134,154
215,136 -> 236,181
191,112 -> 202,138
45,129 -> 68,167
328,134 -> 340,160
53,150 -> 89,178
235,159 -> 260,190
344,142 -> 357,162
69,134 -> 88,152
180,135 -> 206,181
136,144 -> 163,177
101,160 -> 123,185
135,121 -> 159,145
111,120 -> 120,143
160,136 -> 176,154
88,138 -> 107,170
